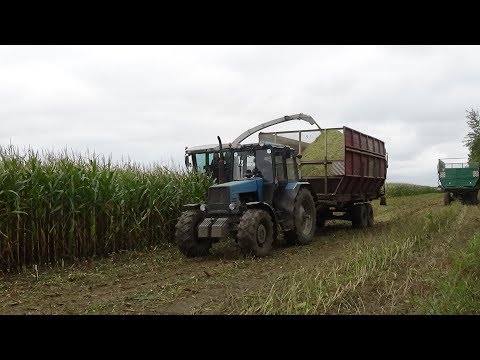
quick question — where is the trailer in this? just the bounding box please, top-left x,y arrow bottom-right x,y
259,126 -> 388,228
438,158 -> 479,205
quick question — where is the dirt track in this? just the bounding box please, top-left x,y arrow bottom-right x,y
0,192 -> 473,314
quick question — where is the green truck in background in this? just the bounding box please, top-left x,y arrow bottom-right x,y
438,158 -> 480,205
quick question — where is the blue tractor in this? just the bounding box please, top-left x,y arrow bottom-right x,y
175,114 -> 319,257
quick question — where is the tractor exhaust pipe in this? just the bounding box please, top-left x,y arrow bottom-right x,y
217,136 -> 226,184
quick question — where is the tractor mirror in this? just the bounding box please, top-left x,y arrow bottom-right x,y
296,154 -> 303,159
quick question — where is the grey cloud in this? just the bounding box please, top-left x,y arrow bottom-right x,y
1,45 -> 480,186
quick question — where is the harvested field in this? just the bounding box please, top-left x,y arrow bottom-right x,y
2,191 -> 480,314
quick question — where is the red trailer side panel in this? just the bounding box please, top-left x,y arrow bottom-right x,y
336,127 -> 387,200
306,127 -> 387,202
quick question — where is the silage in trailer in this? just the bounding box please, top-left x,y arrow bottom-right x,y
300,129 -> 345,177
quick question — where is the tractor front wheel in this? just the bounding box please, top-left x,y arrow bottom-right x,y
237,209 -> 274,257
175,210 -> 212,257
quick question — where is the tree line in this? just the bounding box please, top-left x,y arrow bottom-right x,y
464,109 -> 480,162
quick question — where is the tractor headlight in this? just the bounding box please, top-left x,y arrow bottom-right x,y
228,203 -> 236,211
200,204 -> 206,212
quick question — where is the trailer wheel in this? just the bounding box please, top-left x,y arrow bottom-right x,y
175,210 -> 212,257
352,203 -> 368,229
444,192 -> 452,206
465,191 -> 479,205
285,188 -> 316,245
237,209 -> 274,257
365,203 -> 374,227
316,216 -> 326,230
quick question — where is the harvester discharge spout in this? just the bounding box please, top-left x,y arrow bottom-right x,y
231,113 -> 321,146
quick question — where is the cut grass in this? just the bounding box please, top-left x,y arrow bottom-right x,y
224,195 -> 480,314
424,231 -> 480,314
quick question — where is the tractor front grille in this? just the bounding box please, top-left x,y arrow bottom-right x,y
208,187 -> 230,212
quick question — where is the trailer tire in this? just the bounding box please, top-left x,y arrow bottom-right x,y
465,191 -> 479,205
237,209 -> 274,257
444,192 -> 452,206
317,216 -> 325,229
365,203 -> 374,227
352,203 -> 368,229
175,210 -> 212,257
285,188 -> 316,245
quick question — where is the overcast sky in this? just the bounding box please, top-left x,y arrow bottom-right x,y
1,45 -> 479,186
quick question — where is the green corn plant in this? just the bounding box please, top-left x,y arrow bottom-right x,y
0,145 -> 214,272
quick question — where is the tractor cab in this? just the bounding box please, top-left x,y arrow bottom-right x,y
204,142 -> 299,215
185,143 -> 234,183
185,113 -> 319,185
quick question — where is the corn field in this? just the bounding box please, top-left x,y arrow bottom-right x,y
385,182 -> 439,197
0,145 -> 213,272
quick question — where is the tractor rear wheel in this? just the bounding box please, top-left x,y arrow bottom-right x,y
352,203 -> 368,229
237,209 -> 274,257
444,192 -> 452,206
365,203 -> 374,227
175,210 -> 212,257
285,188 -> 316,245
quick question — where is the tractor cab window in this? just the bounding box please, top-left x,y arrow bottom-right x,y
255,150 -> 273,182
233,152 -> 254,180
233,149 -> 273,182
274,152 -> 286,181
286,152 -> 297,181
205,151 -> 233,182
193,153 -> 207,173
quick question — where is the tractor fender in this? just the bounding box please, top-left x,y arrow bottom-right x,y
277,182 -> 316,210
245,201 -> 279,240
274,182 -> 316,230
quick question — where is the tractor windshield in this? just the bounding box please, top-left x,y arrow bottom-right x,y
188,151 -> 233,182
233,149 -> 273,182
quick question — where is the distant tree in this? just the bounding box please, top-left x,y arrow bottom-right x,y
464,109 -> 480,162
